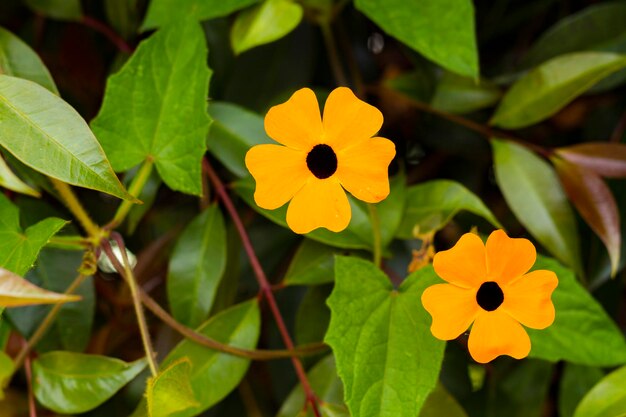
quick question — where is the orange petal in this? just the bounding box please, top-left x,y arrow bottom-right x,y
322,87 -> 383,151
501,270 -> 558,329
486,230 -> 536,285
245,144 -> 309,210
467,310 -> 531,363
264,88 -> 323,151
422,283 -> 480,340
335,136 -> 395,203
286,178 -> 350,234
433,233 -> 487,288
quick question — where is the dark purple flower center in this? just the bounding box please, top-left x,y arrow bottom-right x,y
306,144 -> 338,179
476,281 -> 504,311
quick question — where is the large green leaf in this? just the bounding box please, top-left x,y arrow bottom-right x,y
490,52 -> 626,129
431,73 -> 501,115
277,355 -> 345,417
0,26 -> 57,93
523,3 -> 626,67
167,205 -> 227,328
206,101 -> 272,178
573,365 -> 626,417
354,0 -> 477,77
528,256 -> 626,366
0,351 -> 13,398
146,359 -> 199,417
33,352 -> 147,414
559,364 -> 604,417
141,0 -> 260,30
159,299 -> 260,416
326,257 -> 445,417
0,193 -> 65,276
231,0 -> 303,55
91,23 -> 212,196
396,179 -> 501,239
492,139 -> 581,274
23,0 -> 82,21
0,153 -> 39,197
491,360 -> 554,417
0,75 -> 133,200
419,384 -> 468,417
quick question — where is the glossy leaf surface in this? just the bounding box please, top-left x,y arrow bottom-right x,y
0,75 -> 132,200
556,143 -> 626,178
142,0 -> 260,30
33,352 -> 147,414
573,365 -> 626,417
146,359 -> 199,417
492,139 -> 581,274
167,205 -> 227,328
355,0 -> 478,77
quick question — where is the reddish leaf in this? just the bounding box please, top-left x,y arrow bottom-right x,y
552,157 -> 621,275
556,143 -> 626,178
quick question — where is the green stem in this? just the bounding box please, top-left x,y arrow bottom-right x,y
103,237 -> 158,376
11,274 -> 87,378
107,159 -> 154,229
51,179 -> 101,239
368,203 -> 382,267
320,22 -> 349,87
48,235 -> 90,251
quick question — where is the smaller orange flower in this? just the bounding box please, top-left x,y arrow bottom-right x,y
245,87 -> 395,234
421,230 -> 558,363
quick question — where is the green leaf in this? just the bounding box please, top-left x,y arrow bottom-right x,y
231,0 -> 303,55
354,0 -> 478,78
375,172 -> 407,247
33,352 -> 147,414
523,2 -> 626,68
0,75 -> 134,201
326,257 -> 445,417
125,166 -> 161,234
490,52 -> 626,129
233,176 -> 371,250
23,0 -> 82,21
396,179 -> 501,239
528,256 -> 626,366
559,364 -> 604,417
431,72 -> 501,115
91,23 -> 212,196
552,157 -> 620,276
0,153 -> 39,197
284,239 -> 335,286
146,359 -> 199,417
0,26 -> 58,93
492,139 -> 581,274
0,351 -> 14,397
167,205 -> 227,328
141,0 -> 260,30
492,360 -> 554,417
104,0 -> 141,40
419,384 -> 467,417
160,299 -> 261,416
278,355 -> 345,417
573,365 -> 626,417
206,101 -> 272,178
295,285 -> 331,348
0,193 -> 65,276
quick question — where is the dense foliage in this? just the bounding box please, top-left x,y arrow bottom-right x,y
0,0 -> 626,416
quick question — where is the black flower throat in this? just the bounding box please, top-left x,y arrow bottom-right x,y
307,144 -> 337,179
476,281 -> 504,311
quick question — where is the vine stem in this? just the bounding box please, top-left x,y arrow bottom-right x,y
203,159 -> 322,417
107,159 -> 154,230
102,236 -> 158,376
11,274 -> 87,376
320,22 -> 349,87
51,179 -> 102,239
80,15 -> 133,54
368,203 -> 382,267
24,352 -> 37,417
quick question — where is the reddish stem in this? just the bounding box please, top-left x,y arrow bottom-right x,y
611,110 -> 626,143
203,159 -> 322,417
80,16 -> 133,54
24,352 -> 37,417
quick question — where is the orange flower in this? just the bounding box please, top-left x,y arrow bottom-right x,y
421,230 -> 558,363
245,87 -> 395,234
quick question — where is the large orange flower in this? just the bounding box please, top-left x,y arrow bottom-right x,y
245,87 -> 395,234
422,230 -> 558,363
